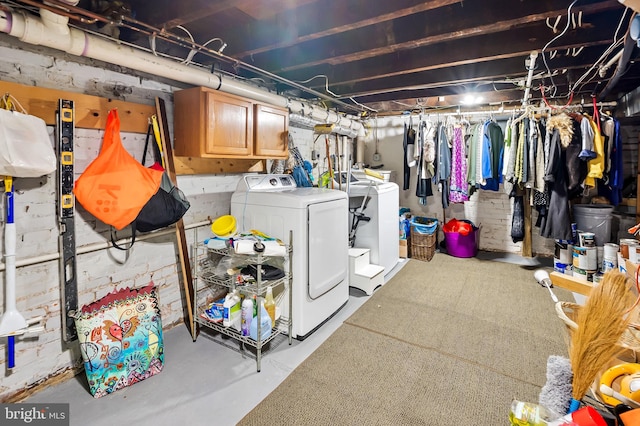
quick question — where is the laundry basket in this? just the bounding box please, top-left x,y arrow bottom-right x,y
410,217 -> 438,262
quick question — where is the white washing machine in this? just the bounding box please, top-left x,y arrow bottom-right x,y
231,174 -> 349,340
348,179 -> 400,277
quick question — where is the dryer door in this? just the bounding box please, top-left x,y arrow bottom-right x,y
307,198 -> 348,299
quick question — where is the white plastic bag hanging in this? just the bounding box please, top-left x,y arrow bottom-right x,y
0,96 -> 56,177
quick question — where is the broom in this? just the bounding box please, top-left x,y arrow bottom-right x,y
568,270 -> 633,413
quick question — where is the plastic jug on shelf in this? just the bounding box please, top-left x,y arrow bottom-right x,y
264,286 -> 276,327
250,299 -> 272,341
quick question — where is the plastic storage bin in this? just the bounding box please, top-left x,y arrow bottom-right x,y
443,221 -> 480,258
573,204 -> 614,246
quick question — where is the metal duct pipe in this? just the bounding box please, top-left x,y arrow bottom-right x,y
289,113 -> 359,138
0,8 -> 364,135
599,16 -> 639,99
522,51 -> 539,106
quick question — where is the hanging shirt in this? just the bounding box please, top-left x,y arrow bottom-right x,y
402,121 -> 416,190
449,124 -> 468,203
598,118 -> 623,206
423,120 -> 437,178
601,116 -> 614,177
437,123 -> 452,208
480,121 -> 504,192
502,120 -> 514,195
540,124 -> 573,241
466,123 -> 480,192
578,115 -> 596,160
534,120 -> 546,194
514,121 -> 526,185
415,120 -> 433,203
524,118 -> 536,189
475,121 -> 486,187
584,116 -> 605,188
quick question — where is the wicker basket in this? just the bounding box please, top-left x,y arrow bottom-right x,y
556,301 -> 640,356
557,300 -> 640,407
410,221 -> 437,262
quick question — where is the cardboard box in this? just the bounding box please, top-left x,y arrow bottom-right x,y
399,239 -> 408,258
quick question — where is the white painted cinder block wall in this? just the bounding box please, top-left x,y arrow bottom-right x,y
0,39 -> 287,400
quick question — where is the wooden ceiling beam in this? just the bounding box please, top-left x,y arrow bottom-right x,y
294,18 -> 616,89
155,0 -> 251,30
242,0 -> 621,73
339,50 -> 608,103
226,0 -> 462,57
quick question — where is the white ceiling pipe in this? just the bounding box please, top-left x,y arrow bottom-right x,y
522,51 -> 539,106
0,9 -> 363,135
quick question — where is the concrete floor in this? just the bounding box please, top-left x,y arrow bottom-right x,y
24,251 -> 551,426
24,259 -> 408,426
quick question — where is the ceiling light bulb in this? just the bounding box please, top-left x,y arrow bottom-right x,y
461,95 -> 483,105
218,42 -> 227,53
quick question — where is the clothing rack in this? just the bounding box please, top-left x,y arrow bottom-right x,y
401,99 -> 619,258
405,100 -> 618,120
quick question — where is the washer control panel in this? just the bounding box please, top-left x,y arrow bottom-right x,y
240,174 -> 297,191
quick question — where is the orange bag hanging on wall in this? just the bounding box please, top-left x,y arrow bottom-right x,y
74,109 -> 163,230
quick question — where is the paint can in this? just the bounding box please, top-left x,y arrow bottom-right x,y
583,246 -> 598,271
579,231 -> 596,248
554,241 -> 573,265
620,239 -> 638,260
597,245 -> 604,268
628,241 -> 639,263
602,243 -> 619,272
619,252 -> 627,274
554,261 -> 568,274
593,272 -> 604,284
572,246 -> 587,269
572,267 -> 589,282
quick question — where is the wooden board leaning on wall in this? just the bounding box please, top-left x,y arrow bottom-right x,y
0,80 -> 265,174
0,80 -> 153,133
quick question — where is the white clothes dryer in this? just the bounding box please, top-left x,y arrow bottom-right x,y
231,174 -> 349,340
348,180 -> 400,277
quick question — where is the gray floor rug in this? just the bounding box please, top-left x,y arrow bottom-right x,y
239,254 -> 573,425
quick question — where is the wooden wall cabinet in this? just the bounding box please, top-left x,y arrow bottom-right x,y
173,86 -> 288,160
254,103 -> 289,158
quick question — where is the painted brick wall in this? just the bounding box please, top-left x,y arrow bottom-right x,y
0,39 -> 247,400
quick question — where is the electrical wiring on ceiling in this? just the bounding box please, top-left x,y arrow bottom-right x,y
539,0 -> 579,99
538,1 -> 635,105
295,74 -> 378,113
9,0 -> 365,114
570,8 -> 633,95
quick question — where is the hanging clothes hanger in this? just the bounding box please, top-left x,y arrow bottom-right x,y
511,105 -> 532,126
